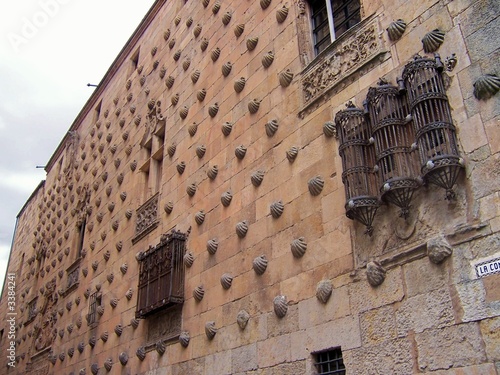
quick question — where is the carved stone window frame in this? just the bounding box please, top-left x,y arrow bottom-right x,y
24,296 -> 38,326
132,192 -> 160,244
62,257 -> 81,297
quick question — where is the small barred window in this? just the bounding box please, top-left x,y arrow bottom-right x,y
313,347 -> 346,375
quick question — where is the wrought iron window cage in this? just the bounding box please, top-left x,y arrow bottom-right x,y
136,230 -> 187,319
87,291 -> 101,325
313,347 -> 346,375
335,102 -> 380,236
335,54 -> 464,234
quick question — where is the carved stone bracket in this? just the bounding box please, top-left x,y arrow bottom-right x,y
298,15 -> 388,118
132,193 -> 160,244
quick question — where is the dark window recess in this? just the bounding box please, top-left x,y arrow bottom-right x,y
136,230 -> 188,318
87,292 -> 101,325
313,347 -> 346,375
26,297 -> 38,324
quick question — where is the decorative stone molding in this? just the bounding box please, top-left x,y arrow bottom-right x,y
298,15 -> 387,118
132,193 -> 159,244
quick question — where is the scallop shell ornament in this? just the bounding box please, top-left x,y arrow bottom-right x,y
205,321 -> 217,340
196,144 -> 206,158
286,146 -> 299,162
222,62 -> 233,77
221,191 -> 233,207
202,0 -> 210,8
193,24 -> 202,37
131,318 -> 140,329
187,183 -> 197,197
427,235 -> 453,264
473,74 -> 500,100
163,28 -> 171,41
252,255 -> 268,275
197,88 -> 207,102
119,352 -> 129,366
270,200 -> 284,218
251,170 -> 265,187
200,38 -> 209,51
366,261 -> 386,287
208,102 -> 219,117
276,6 -> 289,23
188,122 -> 199,136
222,12 -> 232,26
179,106 -> 189,119
207,165 -> 218,180
156,341 -> 166,355
166,75 -> 175,88
237,310 -> 250,330
260,0 -> 272,10
387,19 -> 407,41
265,119 -> 279,137
234,77 -> 246,93
236,220 -> 249,238
164,201 -> 174,214
182,58 -> 191,71
212,1 -> 221,14
246,37 -> 259,51
308,176 -> 324,196
235,145 -> 247,160
279,69 -> 294,87
211,47 -> 221,62
193,285 -> 205,302
176,161 -> 186,175
195,210 -> 206,225
248,98 -> 261,114
262,51 -> 275,68
234,23 -> 245,37
184,252 -> 194,267
136,347 -> 146,361
290,237 -> 307,258
179,331 -> 190,347
171,93 -> 180,106
207,238 -> 219,255
422,29 -> 445,53
316,280 -> 333,303
167,143 -> 176,157
221,121 -> 233,136
125,288 -> 133,300
273,295 -> 288,318
191,70 -> 201,84
220,273 -> 233,289
323,121 -> 337,137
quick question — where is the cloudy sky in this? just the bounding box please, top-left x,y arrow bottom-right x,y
0,0 -> 156,290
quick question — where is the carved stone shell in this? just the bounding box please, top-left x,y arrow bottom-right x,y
167,143 -> 177,157
166,75 -> 175,88
202,0 -> 210,8
276,5 -> 289,23
251,170 -> 265,187
205,321 -> 217,340
119,352 -> 128,366
323,121 -> 337,137
222,62 -> 233,77
200,37 -> 209,51
112,219 -> 119,231
427,235 -> 453,264
237,310 -> 250,330
279,69 -> 294,87
222,12 -> 232,25
221,191 -> 233,207
235,145 -> 247,159
262,51 -> 275,68
207,238 -> 219,255
191,70 -> 201,83
131,318 -> 140,329
248,98 -> 261,114
234,77 -> 246,93
184,252 -> 194,267
387,19 -> 407,41
234,23 -> 245,37
182,58 -> 191,71
97,305 -> 105,316
196,144 -> 206,158
316,280 -> 333,303
92,261 -> 98,271
78,341 -> 85,353
179,331 -> 190,347
246,37 -> 259,51
197,88 -> 207,102
208,102 -> 219,117
115,324 -> 123,336
120,263 -> 128,274
187,183 -> 197,197
171,93 -> 180,106
177,161 -> 186,175
273,295 -> 288,318
90,364 -> 99,375
186,16 -> 193,27
193,285 -> 205,302
220,273 -> 233,289
212,1 -> 221,14
107,273 -> 114,283
207,165 -> 218,179
136,347 -> 146,361
193,24 -> 202,37
236,220 -> 249,238
260,0 -> 272,10
195,210 -> 206,225
130,160 -> 137,171
89,336 -> 97,347
180,106 -> 189,119
253,255 -> 268,275
291,237 -> 307,258
422,29 -> 445,53
286,146 -> 299,162
308,175 -> 324,196
125,209 -> 133,219
104,358 -> 113,371
156,340 -> 166,355
164,201 -> 174,214
163,28 -> 171,41
104,250 -> 111,261
125,288 -> 133,300
189,122 -> 198,136
174,15 -> 181,26
265,119 -> 279,137
101,331 -> 109,342
473,74 -> 500,100
211,47 -> 221,62
270,200 -> 284,218
222,121 -> 233,136
366,261 -> 386,287
159,66 -> 166,79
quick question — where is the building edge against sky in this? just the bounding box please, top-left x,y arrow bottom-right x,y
0,0 -> 499,374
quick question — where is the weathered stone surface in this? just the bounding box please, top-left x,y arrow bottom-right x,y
360,306 -> 398,346
403,257 -> 448,297
205,350 -> 231,375
415,323 -> 487,371
480,316 -> 500,361
231,343 -> 258,373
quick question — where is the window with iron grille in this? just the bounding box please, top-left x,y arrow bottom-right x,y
310,0 -> 361,55
136,230 -> 187,318
313,347 -> 346,375
87,291 -> 101,325
25,297 -> 38,324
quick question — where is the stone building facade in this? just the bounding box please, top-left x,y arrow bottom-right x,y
1,0 -> 499,374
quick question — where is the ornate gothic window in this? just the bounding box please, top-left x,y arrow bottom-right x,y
135,230 -> 188,318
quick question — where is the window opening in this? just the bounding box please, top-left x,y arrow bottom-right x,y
313,347 -> 346,375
